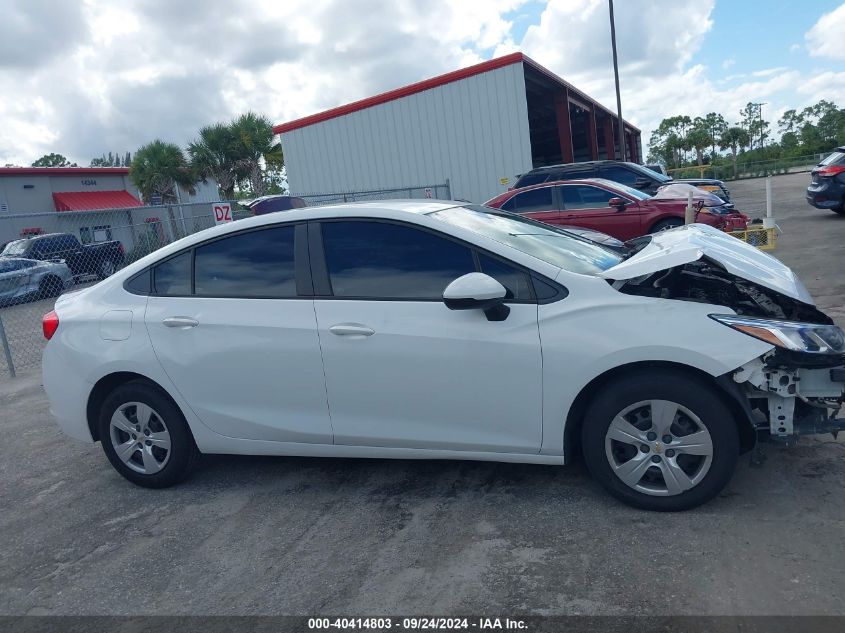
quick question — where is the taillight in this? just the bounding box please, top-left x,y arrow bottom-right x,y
817,165 -> 845,177
43,310 -> 59,340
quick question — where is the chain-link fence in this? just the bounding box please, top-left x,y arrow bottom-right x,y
0,183 -> 453,378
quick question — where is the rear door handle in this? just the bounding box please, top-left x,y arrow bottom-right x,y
162,316 -> 199,328
329,323 -> 374,337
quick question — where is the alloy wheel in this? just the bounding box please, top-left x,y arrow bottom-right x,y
604,399 -> 713,496
109,402 -> 171,475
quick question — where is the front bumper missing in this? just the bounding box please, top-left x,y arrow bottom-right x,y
734,357 -> 845,440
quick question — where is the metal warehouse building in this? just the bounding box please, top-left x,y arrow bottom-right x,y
275,52 -> 642,204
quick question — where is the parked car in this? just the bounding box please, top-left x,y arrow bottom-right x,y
0,258 -> 72,306
806,146 -> 845,215
41,201 -> 845,511
245,195 -> 308,215
1,233 -> 125,279
485,178 -> 748,240
514,160 -> 732,202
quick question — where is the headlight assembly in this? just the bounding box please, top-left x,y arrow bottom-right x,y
711,314 -> 845,354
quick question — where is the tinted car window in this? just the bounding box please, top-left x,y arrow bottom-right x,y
509,187 -> 554,213
559,185 -> 616,210
154,251 -> 191,296
195,227 -> 296,298
477,253 -> 533,301
600,166 -> 639,187
820,151 -> 845,166
321,221 -> 475,299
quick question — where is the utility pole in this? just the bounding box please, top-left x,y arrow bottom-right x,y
609,0 -> 626,161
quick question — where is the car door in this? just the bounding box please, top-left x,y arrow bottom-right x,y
502,186 -> 561,225
144,223 -> 333,444
311,219 -> 543,453
556,184 -> 644,240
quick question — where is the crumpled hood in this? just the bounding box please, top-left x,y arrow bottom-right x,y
599,224 -> 814,304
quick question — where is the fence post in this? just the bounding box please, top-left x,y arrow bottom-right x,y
0,313 -> 15,378
445,179 -> 451,200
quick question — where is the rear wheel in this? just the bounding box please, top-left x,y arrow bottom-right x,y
581,371 -> 739,511
650,218 -> 683,233
98,381 -> 199,488
832,198 -> 845,215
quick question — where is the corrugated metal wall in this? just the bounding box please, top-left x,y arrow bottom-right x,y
281,62 -> 533,204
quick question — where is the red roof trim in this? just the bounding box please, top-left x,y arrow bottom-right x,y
273,52 -> 526,134
0,167 -> 129,176
52,190 -> 142,212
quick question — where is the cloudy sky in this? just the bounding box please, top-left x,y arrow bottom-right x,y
1,0 -> 844,166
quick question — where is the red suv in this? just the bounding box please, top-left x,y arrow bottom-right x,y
485,179 -> 749,241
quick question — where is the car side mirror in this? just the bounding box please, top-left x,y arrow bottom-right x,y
608,197 -> 627,210
443,273 -> 510,322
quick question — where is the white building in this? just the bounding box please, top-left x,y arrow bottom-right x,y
0,167 -> 219,253
275,52 -> 642,204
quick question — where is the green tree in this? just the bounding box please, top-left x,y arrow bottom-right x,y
688,117 -> 714,167
719,127 -> 750,178
230,112 -> 283,197
129,140 -> 196,204
32,153 -> 76,167
702,112 -> 727,159
188,123 -> 240,199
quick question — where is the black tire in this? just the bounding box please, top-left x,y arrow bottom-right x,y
650,218 -> 683,233
98,380 -> 199,488
581,370 -> 739,511
38,275 -> 63,298
97,258 -> 116,279
832,199 -> 845,215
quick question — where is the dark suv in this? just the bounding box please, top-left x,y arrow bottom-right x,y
806,147 -> 845,215
514,161 -> 732,202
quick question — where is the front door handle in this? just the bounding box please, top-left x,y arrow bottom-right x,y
329,323 -> 374,337
162,316 -> 199,329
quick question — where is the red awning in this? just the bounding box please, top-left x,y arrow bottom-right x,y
53,190 -> 142,212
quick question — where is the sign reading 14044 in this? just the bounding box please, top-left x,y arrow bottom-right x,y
80,179 -> 97,186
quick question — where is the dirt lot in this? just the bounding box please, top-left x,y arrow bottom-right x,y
1,172 -> 844,616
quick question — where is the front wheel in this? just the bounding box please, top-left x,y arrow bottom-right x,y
98,381 -> 199,488
581,371 -> 739,511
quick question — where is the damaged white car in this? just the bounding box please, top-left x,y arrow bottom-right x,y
41,202 -> 844,511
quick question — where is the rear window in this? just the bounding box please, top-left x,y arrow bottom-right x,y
820,151 -> 845,166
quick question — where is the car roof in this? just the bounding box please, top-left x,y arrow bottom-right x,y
499,178 -> 622,197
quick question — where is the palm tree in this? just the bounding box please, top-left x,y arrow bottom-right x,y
719,127 -> 750,178
230,112 -> 283,197
130,140 -> 196,204
188,123 -> 239,200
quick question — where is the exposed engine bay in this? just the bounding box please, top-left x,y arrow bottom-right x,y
611,256 -> 845,442
612,257 -> 832,324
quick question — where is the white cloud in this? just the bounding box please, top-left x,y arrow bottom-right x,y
806,2 -> 845,60
0,0 -> 843,168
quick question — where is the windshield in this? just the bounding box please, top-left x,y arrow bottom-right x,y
588,178 -> 651,201
819,151 -> 845,166
1,240 -> 28,256
431,205 -> 623,275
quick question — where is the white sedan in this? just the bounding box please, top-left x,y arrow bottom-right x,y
41,201 -> 845,510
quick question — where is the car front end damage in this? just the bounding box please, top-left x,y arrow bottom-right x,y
601,224 -> 845,444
